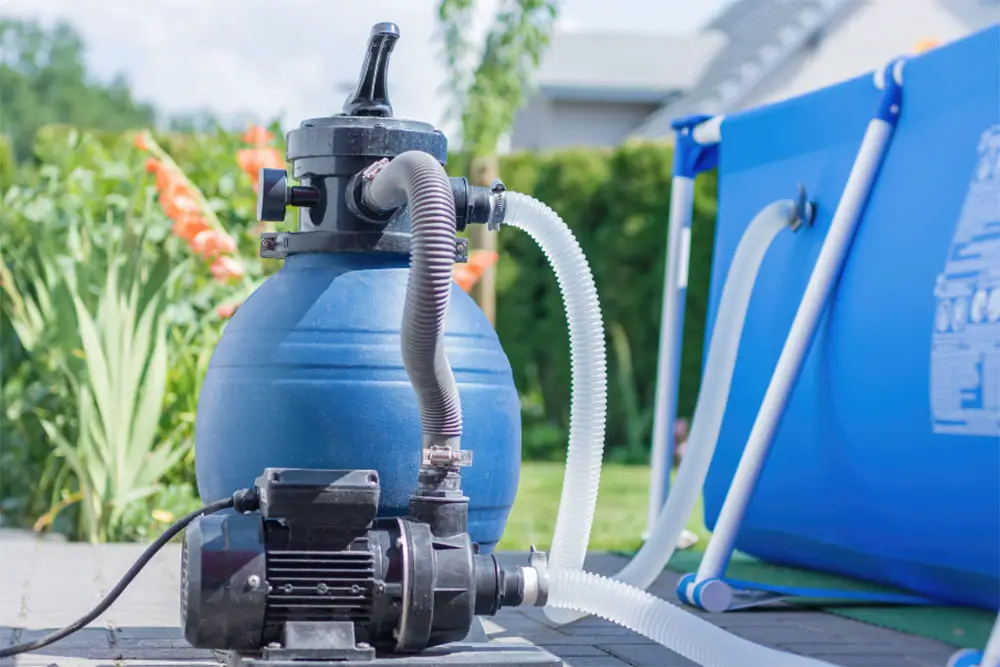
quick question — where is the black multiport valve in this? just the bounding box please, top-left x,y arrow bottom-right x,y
255,22 -> 501,263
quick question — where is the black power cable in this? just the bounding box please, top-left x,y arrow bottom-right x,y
0,495 -> 236,658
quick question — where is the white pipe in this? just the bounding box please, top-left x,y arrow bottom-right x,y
546,567 -> 838,667
696,116 -> 897,585
551,199 -> 798,625
646,113 -> 723,536
646,175 -> 694,536
501,192 -> 608,580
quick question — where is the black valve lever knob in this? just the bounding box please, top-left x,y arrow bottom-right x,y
257,168 -> 321,223
342,22 -> 400,117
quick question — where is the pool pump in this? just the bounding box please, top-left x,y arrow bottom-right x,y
180,468 -> 548,663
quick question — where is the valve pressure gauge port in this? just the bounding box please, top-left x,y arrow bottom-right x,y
257,168 -> 322,222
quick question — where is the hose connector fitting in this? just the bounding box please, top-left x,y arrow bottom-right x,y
790,183 -> 816,232
422,444 -> 473,468
347,158 -> 396,224
520,545 -> 550,607
488,179 -> 507,231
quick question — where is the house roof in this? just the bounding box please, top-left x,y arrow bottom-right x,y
534,30 -> 727,103
629,0 -> 863,139
939,0 -> 1000,28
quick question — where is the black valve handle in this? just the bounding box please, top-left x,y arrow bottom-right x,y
257,168 -> 321,223
343,22 -> 400,117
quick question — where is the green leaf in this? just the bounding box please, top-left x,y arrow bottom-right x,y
125,298 -> 168,480
72,292 -> 113,450
20,196 -> 56,223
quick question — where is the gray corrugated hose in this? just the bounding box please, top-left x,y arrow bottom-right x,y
362,150 -> 463,449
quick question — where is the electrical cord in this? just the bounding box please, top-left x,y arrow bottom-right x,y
0,495 -> 240,658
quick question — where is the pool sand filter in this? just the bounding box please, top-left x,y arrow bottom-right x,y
3,21 -> 972,667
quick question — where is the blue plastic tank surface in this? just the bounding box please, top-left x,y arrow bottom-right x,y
702,26 -> 1000,609
195,252 -> 522,553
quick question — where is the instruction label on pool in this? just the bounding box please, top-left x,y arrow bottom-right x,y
930,124 -> 1000,437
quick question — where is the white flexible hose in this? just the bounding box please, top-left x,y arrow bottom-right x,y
502,192 -> 607,581
617,199 -> 795,588
533,198 -> 798,624
547,568 -> 838,667
504,195 -> 836,665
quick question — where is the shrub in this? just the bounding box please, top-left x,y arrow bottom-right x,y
0,123 -> 287,539
485,142 -> 717,462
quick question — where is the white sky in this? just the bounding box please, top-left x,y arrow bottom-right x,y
0,0 -> 733,138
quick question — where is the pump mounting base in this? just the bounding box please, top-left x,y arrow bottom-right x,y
224,620 -> 561,666
227,644 -> 561,666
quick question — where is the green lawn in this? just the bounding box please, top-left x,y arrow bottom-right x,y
498,461 -> 712,552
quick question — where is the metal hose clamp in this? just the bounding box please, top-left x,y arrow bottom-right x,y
488,179 -> 507,231
521,545 -> 549,607
421,445 -> 473,468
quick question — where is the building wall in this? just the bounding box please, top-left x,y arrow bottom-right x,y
740,0 -> 997,111
510,96 -> 661,151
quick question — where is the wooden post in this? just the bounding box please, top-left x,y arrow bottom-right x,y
469,155 -> 498,326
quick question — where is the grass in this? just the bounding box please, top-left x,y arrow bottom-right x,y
498,461 -> 712,552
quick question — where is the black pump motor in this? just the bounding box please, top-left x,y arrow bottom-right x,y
181,468 -> 538,662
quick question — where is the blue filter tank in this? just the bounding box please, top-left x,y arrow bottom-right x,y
194,26 -> 521,553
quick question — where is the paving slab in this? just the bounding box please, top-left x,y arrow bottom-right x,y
0,540 -> 958,666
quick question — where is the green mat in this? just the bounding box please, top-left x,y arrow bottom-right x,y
615,548 -> 994,650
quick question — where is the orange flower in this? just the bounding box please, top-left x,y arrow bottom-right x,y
150,163 -> 195,212
134,131 -> 243,267
161,192 -> 202,222
235,149 -> 258,175
453,265 -> 477,292
236,147 -> 285,173
237,147 -> 285,190
453,250 -> 499,292
191,229 -> 237,259
172,213 -> 212,243
210,256 -> 246,283
216,300 -> 241,319
242,125 -> 274,146
469,250 -> 499,271
154,166 -> 188,195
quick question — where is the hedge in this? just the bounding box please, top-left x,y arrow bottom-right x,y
460,142 -> 719,462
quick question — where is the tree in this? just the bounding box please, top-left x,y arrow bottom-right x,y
0,19 -> 156,161
436,0 -> 558,323
168,110 -> 223,134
